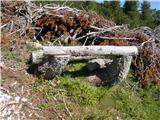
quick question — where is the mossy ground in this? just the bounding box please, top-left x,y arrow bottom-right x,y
32,63 -> 160,120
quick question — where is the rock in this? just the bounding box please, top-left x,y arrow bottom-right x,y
102,56 -> 132,86
37,55 -> 70,79
87,75 -> 102,86
87,58 -> 112,71
86,56 -> 132,87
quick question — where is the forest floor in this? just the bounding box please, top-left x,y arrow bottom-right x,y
1,37 -> 160,120
1,1 -> 160,120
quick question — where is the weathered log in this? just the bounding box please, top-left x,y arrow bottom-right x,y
32,46 -> 138,63
42,46 -> 138,56
117,56 -> 132,81
31,45 -> 137,81
32,50 -> 44,64
32,51 -> 108,64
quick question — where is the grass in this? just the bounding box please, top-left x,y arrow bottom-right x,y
1,47 -> 32,63
38,103 -> 49,110
1,47 -> 23,62
112,83 -> 160,120
32,79 -> 57,100
32,63 -> 160,120
57,76 -> 107,106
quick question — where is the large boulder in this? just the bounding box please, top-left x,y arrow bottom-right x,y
87,56 -> 132,86
29,55 -> 70,79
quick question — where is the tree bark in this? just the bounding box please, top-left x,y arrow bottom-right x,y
42,46 -> 138,56
32,46 -> 138,63
43,46 -> 138,56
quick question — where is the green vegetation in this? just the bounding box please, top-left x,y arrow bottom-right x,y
123,1 -> 140,28
32,63 -> 160,119
141,1 -> 153,27
32,79 -> 57,100
38,103 -> 49,110
112,84 -> 160,120
1,47 -> 23,62
57,76 -> 107,106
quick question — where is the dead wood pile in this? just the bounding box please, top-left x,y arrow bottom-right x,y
1,1 -> 160,86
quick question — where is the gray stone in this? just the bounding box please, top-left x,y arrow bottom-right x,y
87,56 -> 132,87
37,55 -> 70,79
87,75 -> 103,86
103,56 -> 132,86
87,58 -> 112,71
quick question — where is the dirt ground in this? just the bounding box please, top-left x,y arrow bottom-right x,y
1,41 -> 64,120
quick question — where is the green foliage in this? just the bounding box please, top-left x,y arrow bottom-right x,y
141,1 -> 154,28
141,1 -> 151,20
26,46 -> 41,52
1,48 -> 23,62
32,79 -> 56,100
123,1 -> 140,28
63,62 -> 87,78
38,103 -> 49,110
112,83 -> 160,120
57,76 -> 107,106
56,63 -> 116,119
58,63 -> 107,106
152,10 -> 160,27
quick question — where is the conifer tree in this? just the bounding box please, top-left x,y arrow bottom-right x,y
110,1 -> 129,24
141,1 -> 153,27
103,1 -> 113,19
141,1 -> 151,20
123,1 -> 140,28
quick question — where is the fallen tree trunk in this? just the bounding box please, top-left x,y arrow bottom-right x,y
42,45 -> 138,56
32,46 -> 138,63
32,51 -> 109,64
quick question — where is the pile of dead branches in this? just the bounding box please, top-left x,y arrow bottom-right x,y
1,1 -> 160,86
1,1 -> 34,48
0,84 -> 44,120
132,27 -> 160,86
